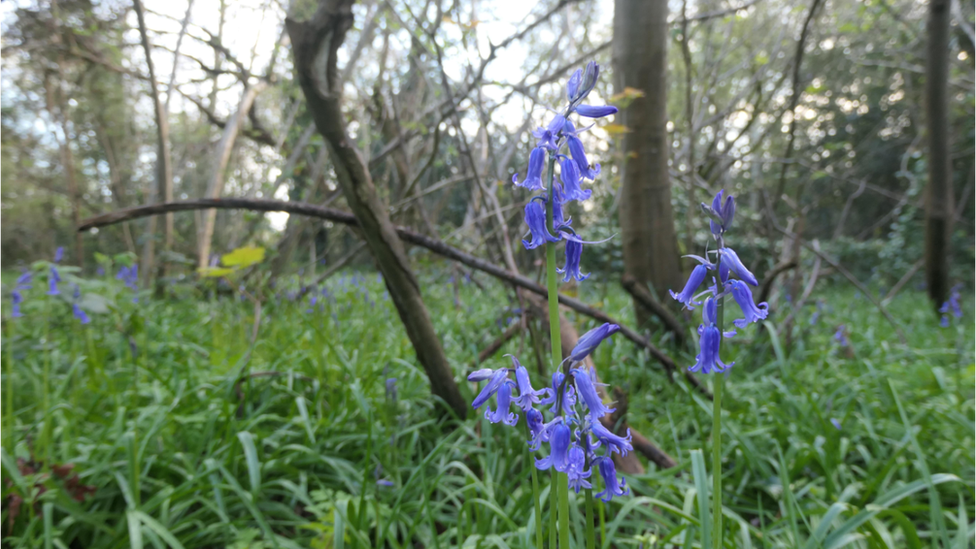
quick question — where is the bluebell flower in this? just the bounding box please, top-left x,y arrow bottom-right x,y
533,116 -> 566,151
535,421 -> 571,472
571,368 -> 614,419
540,371 -> 576,416
526,408 -> 547,450
566,69 -> 582,101
703,189 -> 736,236
54,246 -> 64,263
565,445 -> 592,493
558,155 -> 592,202
939,284 -> 963,326
512,358 -> 547,411
485,381 -> 518,426
575,105 -> 618,118
569,323 -> 620,363
512,147 -> 547,191
669,264 -> 708,308
551,183 -> 570,230
719,247 -> 757,286
11,290 -> 23,318
830,418 -> 842,430
47,267 -> 61,295
833,326 -> 848,347
594,456 -> 629,502
385,378 -> 398,404
566,135 -> 600,180
16,270 -> 32,289
588,419 -> 633,456
72,303 -> 90,324
567,61 -> 600,104
690,324 -> 733,374
521,200 -> 561,250
557,240 -> 589,282
729,280 -> 769,328
467,368 -> 495,382
471,368 -> 510,409
72,284 -> 81,300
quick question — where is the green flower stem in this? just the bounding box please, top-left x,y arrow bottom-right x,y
549,470 -> 558,548
712,263 -> 726,549
544,151 -> 572,548
584,488 -> 596,549
528,440 -> 544,549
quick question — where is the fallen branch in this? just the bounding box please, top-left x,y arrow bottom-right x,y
757,258 -> 798,305
620,274 -> 687,346
78,198 -> 709,395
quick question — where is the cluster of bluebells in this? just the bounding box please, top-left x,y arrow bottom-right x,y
669,190 -> 769,374
469,323 -> 631,502
939,284 -> 963,328
9,247 -> 91,324
11,269 -> 32,318
513,62 -> 617,280
116,264 -> 140,302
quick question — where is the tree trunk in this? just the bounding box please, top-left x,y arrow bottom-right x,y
924,0 -> 953,308
197,82 -> 266,269
286,0 -> 468,419
134,0 -> 174,287
44,68 -> 84,268
613,0 -> 683,326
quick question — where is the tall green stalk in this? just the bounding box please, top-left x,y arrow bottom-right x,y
584,488 -> 596,549
5,319 -> 15,453
711,264 -> 726,549
544,151 -> 571,548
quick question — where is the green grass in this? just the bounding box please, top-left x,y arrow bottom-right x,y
2,265 -> 973,548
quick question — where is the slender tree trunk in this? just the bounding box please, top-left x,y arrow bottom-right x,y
197,83 -> 267,269
924,0 -> 953,308
613,0 -> 683,326
134,0 -> 174,287
44,68 -> 84,268
286,0 -> 468,419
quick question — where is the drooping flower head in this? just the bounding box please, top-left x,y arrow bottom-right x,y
565,445 -> 592,493
535,420 -> 571,472
569,323 -> 620,363
512,357 -> 547,412
571,368 -> 614,419
702,189 -> 736,237
558,240 -> 589,283
11,290 -> 23,318
47,267 -> 61,296
512,147 -> 547,191
54,246 -> 64,263
471,368 -> 510,409
729,279 -> 769,328
72,303 -> 90,325
485,382 -> 518,426
594,456 -> 629,502
521,200 -> 561,250
669,263 -> 708,309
